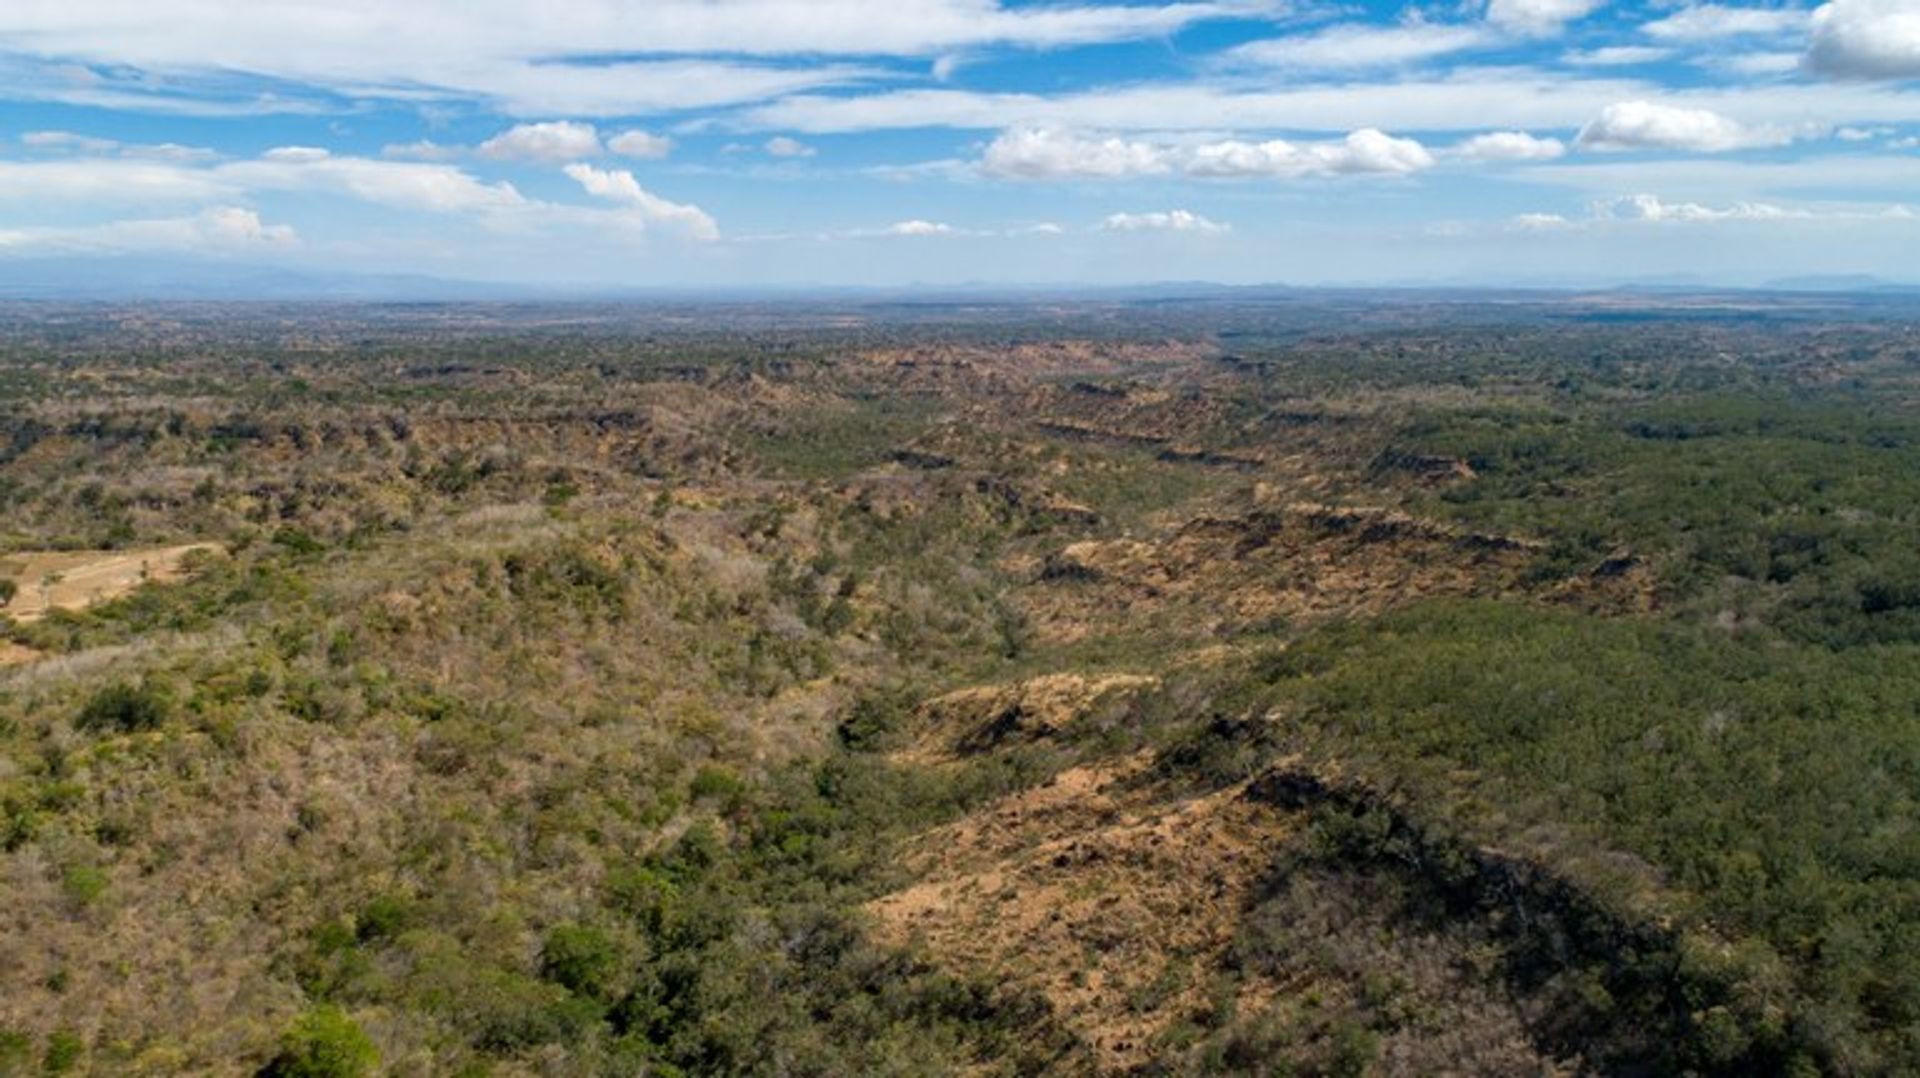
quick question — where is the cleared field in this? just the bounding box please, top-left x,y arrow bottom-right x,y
0,544 -> 219,624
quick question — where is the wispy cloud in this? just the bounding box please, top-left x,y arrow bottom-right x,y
1562,45 -> 1675,66
1641,5 -> 1811,42
737,77 -> 1920,136
0,206 -> 297,254
4,0 -> 1920,285
18,130 -> 219,162
223,150 -> 529,212
1227,22 -> 1495,71
0,1 -> 1275,115
1511,193 -> 1918,228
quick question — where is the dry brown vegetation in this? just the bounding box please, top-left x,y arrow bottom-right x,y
872,753 -> 1293,1073
2,299 -> 1918,1075
1015,500 -> 1546,644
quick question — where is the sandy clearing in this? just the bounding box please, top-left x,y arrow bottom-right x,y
0,544 -> 220,624
0,640 -> 40,667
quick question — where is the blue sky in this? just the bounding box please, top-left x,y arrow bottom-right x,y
2,0 -> 1919,288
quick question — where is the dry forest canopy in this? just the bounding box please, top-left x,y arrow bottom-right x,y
1,294 -> 1918,1076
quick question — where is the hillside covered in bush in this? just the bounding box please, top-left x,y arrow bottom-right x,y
2,295 -> 1918,1075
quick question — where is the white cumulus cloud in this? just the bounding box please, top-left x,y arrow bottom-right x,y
478,121 -> 604,162
563,163 -> 720,241
1100,209 -> 1229,232
190,205 -> 300,246
884,219 -> 956,235
608,130 -> 675,159
1486,0 -> 1608,35
1806,0 -> 1920,79
1600,192 -> 1799,220
764,136 -> 817,158
1454,131 -> 1568,161
981,127 -> 1434,180
1187,129 -> 1435,177
1575,101 -> 1800,152
982,128 -> 1173,178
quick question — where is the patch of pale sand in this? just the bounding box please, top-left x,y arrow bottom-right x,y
0,544 -> 220,624
0,640 -> 40,666
870,753 -> 1299,1072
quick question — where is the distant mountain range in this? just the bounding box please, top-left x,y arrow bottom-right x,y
0,256 -> 1916,302
1759,274 -> 1920,293
0,257 -> 538,301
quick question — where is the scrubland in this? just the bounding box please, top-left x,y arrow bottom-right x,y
2,298 -> 1918,1075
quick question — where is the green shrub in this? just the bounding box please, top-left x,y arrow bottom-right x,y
75,680 -> 173,734
0,1029 -> 29,1071
472,981 -> 603,1052
355,893 -> 415,944
688,765 -> 746,806
605,865 -> 680,937
264,1006 -> 378,1078
42,1030 -> 82,1075
833,690 -> 912,752
272,527 -> 326,557
540,923 -> 627,1002
60,865 -> 108,907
